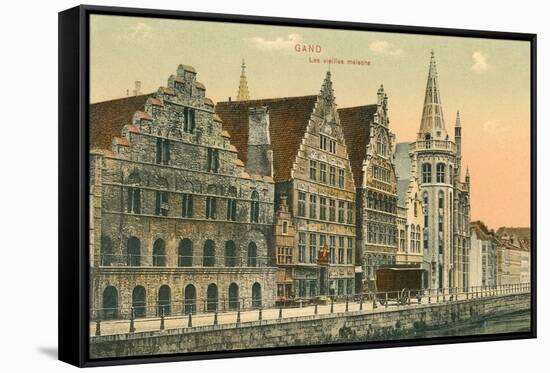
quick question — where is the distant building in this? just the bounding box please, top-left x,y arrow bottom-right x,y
470,221 -> 497,288
495,228 -> 530,285
217,71 -> 357,300
89,64 -> 277,320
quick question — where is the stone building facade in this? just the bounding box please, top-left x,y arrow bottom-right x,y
469,221 -> 497,288
340,86 -> 399,292
217,72 -> 357,300
394,150 -> 424,270
89,64 -> 277,320
409,51 -> 471,290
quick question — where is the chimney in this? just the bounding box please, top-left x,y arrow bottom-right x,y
245,106 -> 273,177
133,80 -> 142,96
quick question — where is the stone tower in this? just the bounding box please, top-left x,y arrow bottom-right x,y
411,51 -> 471,290
237,59 -> 250,101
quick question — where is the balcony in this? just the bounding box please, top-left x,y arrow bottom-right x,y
410,140 -> 456,153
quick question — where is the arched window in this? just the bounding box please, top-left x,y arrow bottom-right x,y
127,236 -> 141,266
228,283 -> 239,310
153,239 -> 166,266
132,286 -> 146,318
252,282 -> 262,308
178,239 -> 193,267
101,236 -> 113,266
438,190 -> 444,209
184,284 -> 196,315
422,163 -> 432,183
247,242 -> 257,267
436,163 -> 446,183
102,286 -> 118,320
158,285 -> 171,316
250,191 -> 260,223
225,241 -> 237,267
203,240 -> 215,267
414,193 -> 418,217
206,284 -> 218,312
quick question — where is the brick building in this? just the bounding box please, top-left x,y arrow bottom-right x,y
89,64 -> 277,320
217,72 -> 357,300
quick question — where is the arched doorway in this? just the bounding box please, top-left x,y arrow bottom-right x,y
203,240 -> 215,266
252,282 -> 262,308
158,285 -> 171,316
206,284 -> 218,312
225,241 -> 237,267
184,284 -> 196,315
132,286 -> 146,318
178,239 -> 193,267
228,283 -> 239,310
102,286 -> 118,320
247,242 -> 257,267
153,239 -> 166,266
127,236 -> 141,266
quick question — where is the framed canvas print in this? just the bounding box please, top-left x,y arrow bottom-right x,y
58,4 -> 537,367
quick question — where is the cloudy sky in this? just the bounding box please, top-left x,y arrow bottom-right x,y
90,15 -> 531,229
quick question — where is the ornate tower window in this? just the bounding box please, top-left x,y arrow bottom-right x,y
422,163 -> 432,183
436,163 -> 446,183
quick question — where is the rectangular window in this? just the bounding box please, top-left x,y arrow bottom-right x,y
155,191 -> 169,216
309,194 -> 317,219
298,279 -> 306,297
329,235 -> 336,264
338,236 -> 345,264
329,199 -> 336,221
128,187 -> 141,214
329,166 -> 336,185
207,148 -> 220,173
298,192 -> 306,217
309,234 -> 317,263
298,232 -> 306,263
338,168 -> 345,188
338,200 -> 345,223
338,280 -> 344,295
206,196 -> 217,219
183,107 -> 196,133
182,193 -> 193,218
319,135 -> 327,151
347,237 -> 354,264
347,202 -> 354,224
156,138 -> 170,165
329,139 -> 336,154
277,247 -> 293,265
320,163 -> 327,183
309,160 -> 317,180
226,199 -> 237,221
320,234 -> 327,250
320,197 -> 327,220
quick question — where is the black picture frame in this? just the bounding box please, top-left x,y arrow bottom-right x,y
58,4 -> 537,367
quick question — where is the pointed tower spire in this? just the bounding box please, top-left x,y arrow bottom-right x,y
320,70 -> 335,101
418,50 -> 447,140
236,59 -> 250,101
465,166 -> 470,184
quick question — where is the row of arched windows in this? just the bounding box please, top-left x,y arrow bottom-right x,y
366,191 -> 397,214
421,163 -> 453,184
101,236 -> 260,267
101,282 -> 263,319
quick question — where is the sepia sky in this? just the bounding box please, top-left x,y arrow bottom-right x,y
90,15 -> 531,229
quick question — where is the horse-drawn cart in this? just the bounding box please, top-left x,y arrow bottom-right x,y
375,267 -> 425,306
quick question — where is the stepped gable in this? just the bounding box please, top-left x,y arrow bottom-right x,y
338,104 -> 377,188
216,95 -> 318,182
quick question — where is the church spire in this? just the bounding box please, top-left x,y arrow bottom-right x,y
418,50 -> 447,140
236,59 -> 250,101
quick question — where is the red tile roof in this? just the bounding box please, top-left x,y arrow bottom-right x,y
216,96 -> 318,182
113,137 -> 129,146
134,110 -> 152,121
339,105 -> 377,187
127,124 -> 140,134
147,97 -> 163,106
90,94 -> 152,150
159,87 -> 176,96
